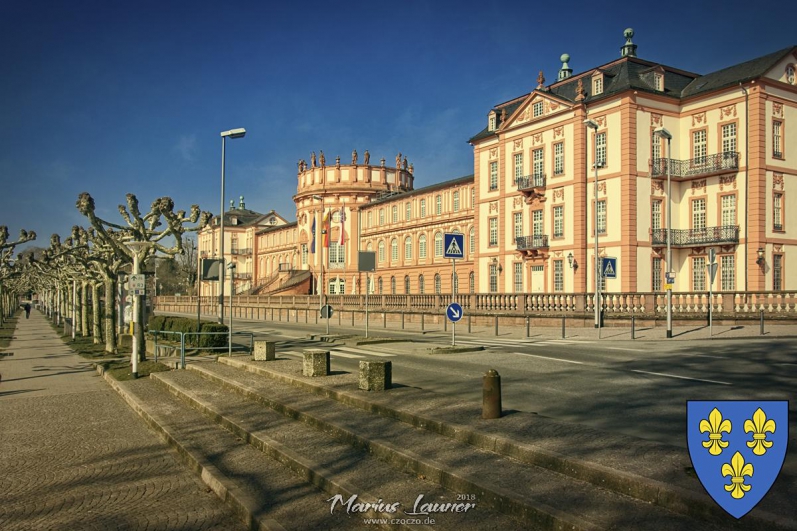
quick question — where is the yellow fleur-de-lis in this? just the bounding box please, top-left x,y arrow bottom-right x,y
722,451 -> 754,499
744,407 -> 776,456
699,407 -> 732,455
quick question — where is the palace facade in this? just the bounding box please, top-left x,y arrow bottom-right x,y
199,31 -> 797,299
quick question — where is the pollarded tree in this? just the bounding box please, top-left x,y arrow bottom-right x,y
0,226 -> 36,323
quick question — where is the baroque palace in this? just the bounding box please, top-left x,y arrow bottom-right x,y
199,31 -> 797,302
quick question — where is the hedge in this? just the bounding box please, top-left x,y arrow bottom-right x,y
147,316 -> 228,348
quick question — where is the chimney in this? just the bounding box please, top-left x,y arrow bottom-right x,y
558,53 -> 572,81
620,28 -> 637,57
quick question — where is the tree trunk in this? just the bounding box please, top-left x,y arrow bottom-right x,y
92,282 -> 102,344
81,281 -> 89,337
104,277 -> 117,354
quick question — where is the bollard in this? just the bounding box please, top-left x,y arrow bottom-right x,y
401,312 -> 405,330
352,311 -> 355,326
631,316 -> 635,340
468,315 -> 471,333
494,315 -> 499,336
383,312 -> 387,328
561,316 -> 566,339
306,309 -> 308,323
339,308 -> 342,326
760,309 -> 764,335
526,317 -> 530,338
444,318 -> 447,332
421,313 -> 425,331
482,369 -> 502,419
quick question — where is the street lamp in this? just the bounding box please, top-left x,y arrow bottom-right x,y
584,119 -> 600,329
227,262 -> 235,356
311,194 -> 330,335
124,241 -> 150,379
653,127 -> 673,339
219,127 -> 246,324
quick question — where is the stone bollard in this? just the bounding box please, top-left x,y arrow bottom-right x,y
253,340 -> 276,361
359,360 -> 392,391
302,349 -> 330,377
482,369 -> 502,419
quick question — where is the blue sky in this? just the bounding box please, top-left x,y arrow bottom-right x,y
2,0 -> 795,252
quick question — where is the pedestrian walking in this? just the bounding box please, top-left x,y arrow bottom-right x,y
24,302 -> 31,319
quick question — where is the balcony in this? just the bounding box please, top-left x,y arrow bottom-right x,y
516,174 -> 547,204
774,223 -> 783,232
230,248 -> 252,255
233,272 -> 252,280
516,234 -> 549,258
652,225 -> 739,248
651,152 -> 739,180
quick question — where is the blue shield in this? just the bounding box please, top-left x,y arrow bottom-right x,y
687,400 -> 788,519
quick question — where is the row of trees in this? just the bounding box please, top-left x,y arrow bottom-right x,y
0,192 -> 211,359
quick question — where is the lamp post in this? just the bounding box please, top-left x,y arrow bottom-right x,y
584,119 -> 600,330
219,128 -> 246,324
654,127 -> 673,338
227,262 -> 235,356
311,194 -> 329,335
124,241 -> 149,379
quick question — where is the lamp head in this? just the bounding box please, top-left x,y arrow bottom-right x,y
756,247 -> 765,266
653,127 -> 672,140
584,119 -> 599,130
220,128 -> 246,139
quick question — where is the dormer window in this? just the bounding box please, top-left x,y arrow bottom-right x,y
654,72 -> 664,91
532,101 -> 544,118
592,74 -> 604,96
787,65 -> 796,85
488,112 -> 497,131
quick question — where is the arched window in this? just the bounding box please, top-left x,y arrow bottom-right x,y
366,242 -> 373,252
378,241 -> 385,263
404,275 -> 410,294
418,274 -> 425,294
469,227 -> 475,256
404,236 -> 412,261
469,271 -> 475,293
391,238 -> 398,262
434,232 -> 443,257
378,277 -> 383,294
434,273 -> 441,294
419,234 -> 427,259
390,276 -> 396,294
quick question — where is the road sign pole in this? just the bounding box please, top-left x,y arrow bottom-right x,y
365,273 -> 369,338
452,259 -> 456,347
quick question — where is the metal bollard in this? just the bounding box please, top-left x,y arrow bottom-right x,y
306,309 -> 308,323
760,309 -> 764,336
444,318 -> 447,332
352,311 -> 355,326
482,369 -> 502,419
526,317 -> 530,338
421,313 -> 425,331
631,316 -> 635,340
561,316 -> 566,339
401,313 -> 405,330
383,312 -> 387,328
468,315 -> 471,333
495,315 -> 499,336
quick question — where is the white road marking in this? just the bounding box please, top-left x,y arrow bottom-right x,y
690,354 -> 730,359
329,351 -> 365,359
630,369 -> 731,385
512,352 -> 585,364
335,346 -> 396,357
603,346 -> 645,352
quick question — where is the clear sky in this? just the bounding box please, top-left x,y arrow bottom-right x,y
2,0 -> 795,252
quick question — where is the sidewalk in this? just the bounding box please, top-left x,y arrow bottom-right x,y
0,311 -> 245,531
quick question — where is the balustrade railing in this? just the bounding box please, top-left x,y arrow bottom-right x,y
516,235 -> 549,250
651,152 -> 739,178
516,174 -> 547,191
652,225 -> 739,247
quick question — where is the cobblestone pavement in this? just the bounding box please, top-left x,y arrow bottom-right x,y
0,311 -> 246,531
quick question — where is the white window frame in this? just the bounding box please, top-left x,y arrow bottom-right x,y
489,161 -> 498,191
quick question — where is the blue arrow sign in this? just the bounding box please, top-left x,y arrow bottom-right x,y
443,233 -> 465,259
446,302 -> 463,322
601,257 -> 617,279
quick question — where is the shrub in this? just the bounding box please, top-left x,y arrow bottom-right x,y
147,316 -> 227,348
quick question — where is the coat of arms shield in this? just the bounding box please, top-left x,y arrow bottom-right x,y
687,400 -> 788,519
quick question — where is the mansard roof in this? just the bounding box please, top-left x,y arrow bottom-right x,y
363,174 -> 474,208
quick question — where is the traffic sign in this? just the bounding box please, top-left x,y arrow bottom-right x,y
664,283 -> 673,291
708,262 -> 718,284
665,272 -> 675,284
320,304 -> 334,319
129,274 -> 146,290
708,248 -> 717,265
446,302 -> 463,322
601,257 -> 617,279
443,233 -> 465,259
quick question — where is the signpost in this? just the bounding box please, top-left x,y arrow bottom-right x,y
601,257 -> 617,280
444,233 -> 465,346
358,251 -> 376,338
707,249 -> 717,337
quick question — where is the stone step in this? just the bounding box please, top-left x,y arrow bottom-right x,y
105,376 -> 360,530
150,368 -> 527,531
154,362 -> 731,531
214,355 -> 795,531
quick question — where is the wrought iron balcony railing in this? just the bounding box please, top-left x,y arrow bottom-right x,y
774,223 -> 783,232
774,150 -> 783,158
516,174 -> 547,191
516,234 -> 549,250
652,225 -> 739,247
651,152 -> 739,179
230,248 -> 252,255
233,272 -> 252,280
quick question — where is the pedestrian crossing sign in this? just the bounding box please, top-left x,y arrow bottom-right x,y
601,257 -> 617,279
444,233 -> 465,259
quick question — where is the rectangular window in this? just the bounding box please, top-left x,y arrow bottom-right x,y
301,244 -> 308,266
596,132 -> 606,167
405,202 -> 411,221
532,209 -> 543,239
419,236 -> 427,259
721,255 -> 735,291
489,218 -> 498,246
652,199 -> 662,231
513,212 -> 523,240
692,198 -> 706,230
514,153 -> 523,181
453,191 -> 460,212
329,242 -> 345,265
652,257 -> 662,292
597,200 -> 607,235
379,209 -> 384,225
654,73 -> 663,91
693,256 -> 706,291
392,205 -> 398,223
471,188 -> 475,208
553,205 -> 564,238
378,243 -> 385,263
532,148 -> 544,185
693,129 -> 707,164
391,240 -> 398,262
436,195 -> 442,215
489,264 -> 498,292
652,132 -> 661,162
533,101 -> 543,117
514,262 -> 523,292
554,260 -> 564,292
489,162 -> 498,191
554,142 -> 564,175
773,120 -> 783,158
721,123 -> 737,155
469,229 -> 475,255
721,195 -> 736,226
773,254 -> 783,290
420,199 -> 426,218
593,77 -> 603,95
774,193 -> 783,231
367,211 -> 372,228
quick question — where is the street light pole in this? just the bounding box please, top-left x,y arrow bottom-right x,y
125,241 -> 149,379
584,119 -> 600,330
312,194 -> 328,334
654,127 -> 674,339
227,262 -> 235,356
219,128 -> 246,324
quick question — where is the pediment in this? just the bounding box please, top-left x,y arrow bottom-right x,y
762,49 -> 797,85
502,91 -> 573,130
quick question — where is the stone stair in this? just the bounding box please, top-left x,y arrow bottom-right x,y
105,352 -> 795,531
